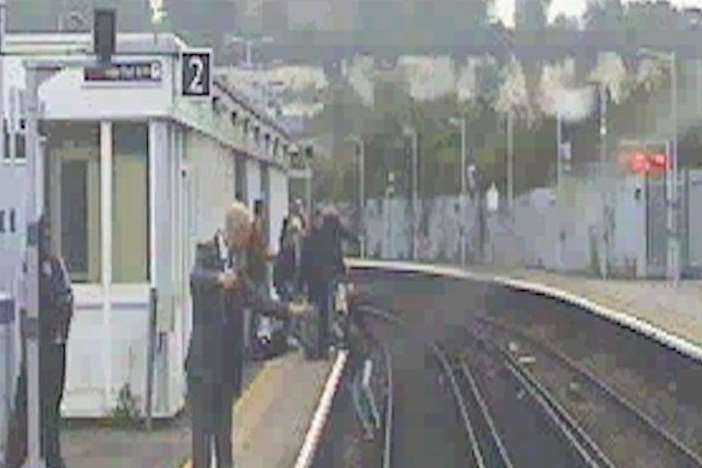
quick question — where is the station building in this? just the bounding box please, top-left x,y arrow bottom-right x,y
0,32 -> 293,417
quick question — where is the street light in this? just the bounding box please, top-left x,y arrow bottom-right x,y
489,21 -> 516,214
448,116 -> 468,267
586,79 -> 610,279
226,34 -> 274,69
637,47 -> 679,284
403,126 -> 419,260
346,135 -> 366,258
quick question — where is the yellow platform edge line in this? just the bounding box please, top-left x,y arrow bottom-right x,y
179,361 -> 277,468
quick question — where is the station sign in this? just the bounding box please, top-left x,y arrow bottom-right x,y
181,50 -> 213,98
84,61 -> 163,83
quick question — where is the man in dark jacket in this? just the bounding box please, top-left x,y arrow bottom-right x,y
187,202 -> 251,468
187,202 -> 290,468
300,208 -> 357,359
7,217 -> 73,468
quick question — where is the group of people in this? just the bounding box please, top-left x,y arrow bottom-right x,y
5,198 -> 357,468
187,198 -> 357,468
274,199 -> 358,359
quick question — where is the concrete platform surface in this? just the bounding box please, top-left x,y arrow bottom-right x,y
57,349 -> 333,468
181,350 -> 334,468
349,258 -> 702,357
493,268 -> 702,348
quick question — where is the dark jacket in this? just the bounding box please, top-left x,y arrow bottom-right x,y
326,215 -> 357,278
186,241 -> 244,391
300,222 -> 339,290
39,256 -> 74,345
186,239 -> 289,387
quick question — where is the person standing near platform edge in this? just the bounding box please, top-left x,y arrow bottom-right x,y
187,202 -> 253,468
300,208 -> 355,359
186,201 -> 293,468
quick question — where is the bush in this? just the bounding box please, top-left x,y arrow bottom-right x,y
111,383 -> 141,428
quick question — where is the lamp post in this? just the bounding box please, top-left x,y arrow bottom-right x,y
507,110 -> 514,212
346,135 -> 366,258
226,34 -> 273,69
386,171 -> 396,259
449,116 -> 468,267
403,126 -> 418,260
638,48 -> 679,284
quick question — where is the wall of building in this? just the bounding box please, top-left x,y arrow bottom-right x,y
0,33 -> 293,418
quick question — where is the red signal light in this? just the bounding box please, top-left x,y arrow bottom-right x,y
628,152 -> 650,174
650,153 -> 668,171
621,151 -> 668,175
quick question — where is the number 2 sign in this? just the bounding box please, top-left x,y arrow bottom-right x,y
181,50 -> 212,97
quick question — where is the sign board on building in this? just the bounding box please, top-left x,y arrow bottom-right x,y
181,50 -> 212,98
84,62 -> 163,82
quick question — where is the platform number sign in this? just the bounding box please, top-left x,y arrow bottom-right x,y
182,50 -> 212,98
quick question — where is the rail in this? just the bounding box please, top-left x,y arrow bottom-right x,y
382,343 -> 393,468
457,360 -> 514,468
359,305 -> 486,468
462,325 -> 614,468
478,316 -> 702,467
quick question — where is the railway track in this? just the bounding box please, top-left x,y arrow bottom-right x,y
361,304 -> 627,468
348,270 -> 702,467
476,316 -> 702,468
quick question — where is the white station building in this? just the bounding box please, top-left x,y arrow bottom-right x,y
0,32 -> 293,418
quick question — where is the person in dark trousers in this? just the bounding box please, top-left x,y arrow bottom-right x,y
187,202 -> 252,468
300,208 -> 357,359
7,217 -> 73,468
186,202 -> 291,468
274,215 -> 303,302
274,215 -> 304,348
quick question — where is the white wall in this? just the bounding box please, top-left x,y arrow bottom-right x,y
187,130 -> 236,243
269,167 -> 289,254
40,56 -> 173,120
246,158 -> 262,210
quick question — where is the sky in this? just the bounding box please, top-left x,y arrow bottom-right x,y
494,0 -> 702,27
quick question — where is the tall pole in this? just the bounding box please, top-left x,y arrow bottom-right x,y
556,112 -> 561,187
460,116 -> 467,267
670,51 -> 679,284
556,112 -> 565,271
409,130 -> 418,260
23,63 -> 47,468
357,139 -> 366,258
507,110 -> 514,212
0,0 -> 5,167
599,84 -> 609,280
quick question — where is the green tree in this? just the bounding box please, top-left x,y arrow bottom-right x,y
514,0 -> 552,32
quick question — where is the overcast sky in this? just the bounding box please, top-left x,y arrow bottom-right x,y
495,0 -> 702,27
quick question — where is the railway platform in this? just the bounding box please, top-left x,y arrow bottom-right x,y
348,259 -> 702,359
485,267 -> 702,351
58,350 -> 336,468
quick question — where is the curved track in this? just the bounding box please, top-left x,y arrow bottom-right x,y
363,305 -> 617,468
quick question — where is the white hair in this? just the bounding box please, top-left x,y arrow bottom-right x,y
225,201 -> 253,237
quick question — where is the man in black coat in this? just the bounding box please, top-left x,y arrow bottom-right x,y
300,208 -> 357,360
7,217 -> 73,468
186,202 -> 290,468
187,202 -> 251,468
